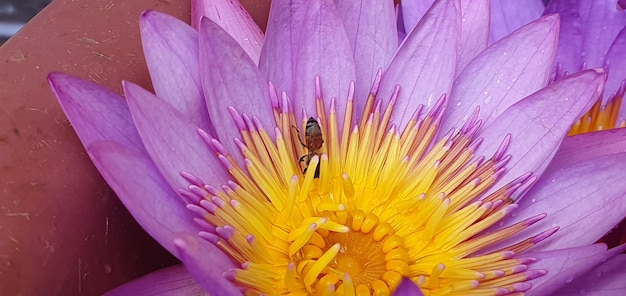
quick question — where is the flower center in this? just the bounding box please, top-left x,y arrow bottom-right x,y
182,77 -> 552,295
313,212 -> 406,292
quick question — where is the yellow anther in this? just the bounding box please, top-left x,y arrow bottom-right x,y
382,271 -> 402,288
386,260 -> 409,275
356,284 -> 371,296
373,222 -> 394,241
302,245 -> 323,259
382,235 -> 404,253
384,248 -> 409,262
361,213 -> 380,233
372,280 -> 390,295
351,209 -> 366,231
304,243 -> 340,290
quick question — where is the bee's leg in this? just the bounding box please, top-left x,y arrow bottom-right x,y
299,154 -> 308,164
292,125 -> 307,148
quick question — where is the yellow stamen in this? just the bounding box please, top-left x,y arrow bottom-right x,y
569,92 -> 624,135
187,79 -> 551,295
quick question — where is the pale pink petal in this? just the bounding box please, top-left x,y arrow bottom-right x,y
123,82 -> 230,191
378,0 -> 461,129
140,10 -> 212,132
88,141 -> 200,257
294,0 -> 356,123
442,15 -> 559,134
191,0 -> 264,64
475,69 -> 605,194
105,265 -> 206,296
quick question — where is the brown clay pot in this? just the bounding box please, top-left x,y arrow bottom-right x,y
0,0 -> 269,294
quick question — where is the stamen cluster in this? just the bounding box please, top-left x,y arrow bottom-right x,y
179,75 -> 551,295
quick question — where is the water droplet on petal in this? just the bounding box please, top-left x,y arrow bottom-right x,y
595,270 -> 603,277
565,275 -> 574,283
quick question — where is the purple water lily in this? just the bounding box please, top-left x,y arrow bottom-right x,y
48,0 -> 626,295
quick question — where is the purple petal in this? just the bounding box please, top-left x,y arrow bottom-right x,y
551,254 -> 626,296
524,244 -> 625,296
493,153 -> 626,252
105,265 -> 206,296
47,73 -> 145,152
378,0 -> 461,129
394,278 -> 424,296
604,26 -> 626,113
198,18 -> 274,166
489,0 -> 544,43
335,0 -> 397,112
88,141 -> 201,257
544,0 -> 584,74
576,0 -> 626,69
475,69 -> 605,194
191,0 -> 264,64
456,0 -> 490,71
259,0 -> 307,101
553,128 -> 626,169
442,15 -> 559,134
123,82 -> 229,191
294,0 -> 356,122
173,233 -> 241,296
396,4 -> 407,43
400,0 -> 434,34
140,10 -> 212,132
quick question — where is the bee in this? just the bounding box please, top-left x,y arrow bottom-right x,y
297,117 -> 324,178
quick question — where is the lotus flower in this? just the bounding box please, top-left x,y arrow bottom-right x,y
48,0 -> 626,295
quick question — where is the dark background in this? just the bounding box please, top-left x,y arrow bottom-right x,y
0,0 -> 52,43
